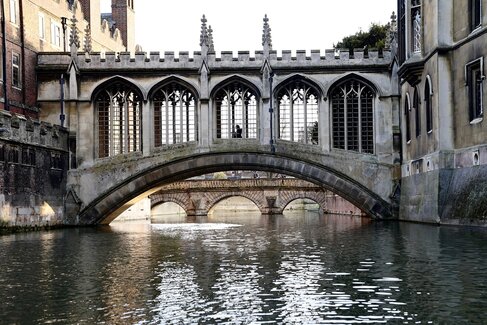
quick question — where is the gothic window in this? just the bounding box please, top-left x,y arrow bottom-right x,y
470,0 -> 482,31
277,81 -> 319,144
414,87 -> 421,137
466,58 -> 484,123
405,95 -> 411,143
331,80 -> 374,154
153,83 -> 196,146
96,83 -> 142,158
215,84 -> 257,139
411,0 -> 422,54
425,77 -> 433,133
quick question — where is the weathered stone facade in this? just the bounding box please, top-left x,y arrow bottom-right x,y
397,0 -> 487,224
0,110 -> 69,227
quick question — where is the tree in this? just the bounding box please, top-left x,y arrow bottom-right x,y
335,23 -> 389,50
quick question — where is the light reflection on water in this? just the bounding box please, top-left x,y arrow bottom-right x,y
1,213 -> 487,324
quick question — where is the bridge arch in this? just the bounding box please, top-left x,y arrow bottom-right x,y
207,193 -> 266,215
280,193 -> 327,214
76,152 -> 394,225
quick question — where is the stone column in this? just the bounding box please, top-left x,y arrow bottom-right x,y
320,97 -> 330,152
142,100 -> 151,156
199,99 -> 210,148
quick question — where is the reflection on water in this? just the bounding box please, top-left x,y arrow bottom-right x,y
1,212 -> 487,324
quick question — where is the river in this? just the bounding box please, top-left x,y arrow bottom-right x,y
1,212 -> 487,324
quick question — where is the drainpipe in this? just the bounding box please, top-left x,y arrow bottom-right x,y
19,0 -> 25,113
0,0 -> 8,111
60,74 -> 65,127
269,72 -> 275,153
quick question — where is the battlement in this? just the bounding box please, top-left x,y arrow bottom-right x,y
0,110 -> 68,151
38,48 -> 392,71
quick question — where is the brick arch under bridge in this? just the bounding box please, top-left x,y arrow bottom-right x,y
69,152 -> 396,225
149,180 -> 332,216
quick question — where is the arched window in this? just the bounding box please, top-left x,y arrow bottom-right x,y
425,78 -> 433,133
414,87 -> 421,137
96,83 -> 142,158
277,81 -> 319,144
405,94 -> 411,143
331,80 -> 374,154
153,83 -> 196,146
215,84 -> 257,139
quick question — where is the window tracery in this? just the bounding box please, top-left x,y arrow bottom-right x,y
331,80 -> 374,154
277,81 -> 319,144
153,83 -> 196,146
215,84 -> 257,139
411,0 -> 422,53
96,83 -> 142,158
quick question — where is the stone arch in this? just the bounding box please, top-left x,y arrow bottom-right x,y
278,191 -> 328,214
206,192 -> 266,215
76,152 -> 394,225
210,75 -> 262,99
150,193 -> 192,213
325,73 -> 382,99
91,75 -> 145,102
273,74 -> 324,99
147,76 -> 200,100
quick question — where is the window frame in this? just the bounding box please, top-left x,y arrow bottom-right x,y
413,87 -> 421,137
11,52 -> 20,89
9,0 -> 17,25
39,13 -> 45,40
425,76 -> 433,134
50,20 -> 62,48
330,79 -> 376,154
405,93 -> 412,144
470,0 -> 482,32
410,0 -> 422,54
465,57 -> 484,124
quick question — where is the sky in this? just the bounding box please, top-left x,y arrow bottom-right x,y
102,0 -> 396,54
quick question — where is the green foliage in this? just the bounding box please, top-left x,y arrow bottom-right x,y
213,172 -> 227,179
335,23 -> 389,50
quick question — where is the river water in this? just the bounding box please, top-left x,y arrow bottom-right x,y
1,212 -> 487,324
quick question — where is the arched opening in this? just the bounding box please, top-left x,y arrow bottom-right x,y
424,76 -> 433,133
76,153 -> 394,225
276,79 -> 320,144
209,196 -> 261,216
405,94 -> 411,143
330,79 -> 375,154
214,82 -> 258,139
283,198 -> 320,215
94,80 -> 143,158
413,87 -> 421,137
152,82 -> 197,146
151,202 -> 187,223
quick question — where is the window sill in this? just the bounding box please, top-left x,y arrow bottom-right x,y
470,117 -> 483,125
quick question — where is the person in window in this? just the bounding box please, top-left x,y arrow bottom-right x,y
235,125 -> 242,138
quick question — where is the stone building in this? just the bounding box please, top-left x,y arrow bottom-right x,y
0,0 -> 135,118
397,0 -> 487,224
0,0 -> 134,227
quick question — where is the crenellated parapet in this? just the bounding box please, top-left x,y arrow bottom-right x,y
0,110 -> 68,151
37,48 -> 391,72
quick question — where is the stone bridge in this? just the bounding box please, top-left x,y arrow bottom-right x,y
150,178 -> 344,216
35,16 -> 400,225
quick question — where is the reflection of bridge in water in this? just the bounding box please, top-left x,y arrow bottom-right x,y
149,178 -> 362,217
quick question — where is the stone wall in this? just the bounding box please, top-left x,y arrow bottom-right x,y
0,110 -> 69,228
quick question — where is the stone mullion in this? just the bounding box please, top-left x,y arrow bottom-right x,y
358,87 -> 363,153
